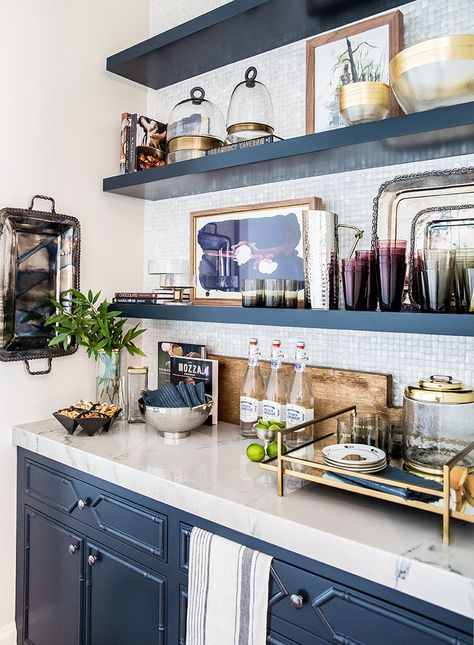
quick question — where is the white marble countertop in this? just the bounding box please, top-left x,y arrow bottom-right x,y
13,419 -> 474,619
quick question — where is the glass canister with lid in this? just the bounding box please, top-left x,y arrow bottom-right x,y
402,375 -> 474,473
226,66 -> 275,143
167,87 -> 226,163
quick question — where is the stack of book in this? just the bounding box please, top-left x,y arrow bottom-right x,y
113,291 -> 191,305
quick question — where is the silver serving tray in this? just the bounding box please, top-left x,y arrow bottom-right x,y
372,167 -> 474,308
0,195 -> 80,373
372,167 -> 474,244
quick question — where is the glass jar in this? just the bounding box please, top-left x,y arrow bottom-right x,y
127,366 -> 148,423
403,375 -> 474,473
167,87 -> 226,163
226,67 -> 274,143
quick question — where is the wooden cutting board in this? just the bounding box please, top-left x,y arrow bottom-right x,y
209,354 -> 402,429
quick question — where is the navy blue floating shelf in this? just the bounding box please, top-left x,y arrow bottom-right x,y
106,0 -> 412,91
110,303 -> 474,337
103,102 -> 474,201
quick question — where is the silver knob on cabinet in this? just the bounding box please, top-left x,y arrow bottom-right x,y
77,499 -> 88,511
289,593 -> 304,609
68,543 -> 79,555
88,554 -> 98,566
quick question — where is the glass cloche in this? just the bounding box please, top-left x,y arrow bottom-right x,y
166,87 -> 226,163
226,67 -> 275,143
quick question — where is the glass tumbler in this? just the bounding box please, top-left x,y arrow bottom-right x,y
341,258 -> 368,310
355,249 -> 378,310
376,240 -> 407,312
337,418 -> 352,444
241,279 -> 264,307
263,279 -> 284,307
283,279 -> 299,308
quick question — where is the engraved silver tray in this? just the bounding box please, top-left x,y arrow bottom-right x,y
372,167 -> 474,244
0,195 -> 80,374
372,167 -> 474,308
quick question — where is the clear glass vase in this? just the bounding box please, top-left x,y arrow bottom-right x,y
96,350 -> 125,411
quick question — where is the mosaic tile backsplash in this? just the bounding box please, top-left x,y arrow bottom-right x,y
142,0 -> 474,407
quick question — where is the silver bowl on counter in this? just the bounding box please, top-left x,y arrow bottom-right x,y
142,396 -> 214,439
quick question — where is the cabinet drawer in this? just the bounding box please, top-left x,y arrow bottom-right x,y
24,458 -> 167,561
269,560 -> 471,645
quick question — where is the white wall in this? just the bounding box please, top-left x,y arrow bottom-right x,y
0,2 -> 148,639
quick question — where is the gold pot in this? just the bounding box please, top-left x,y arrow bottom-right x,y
339,82 -> 390,126
390,35 -> 474,114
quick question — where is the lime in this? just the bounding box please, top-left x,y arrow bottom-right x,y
268,424 -> 281,431
257,419 -> 270,428
266,441 -> 287,459
255,423 -> 269,430
246,443 -> 266,462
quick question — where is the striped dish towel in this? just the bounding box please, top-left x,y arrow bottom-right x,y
186,527 -> 273,645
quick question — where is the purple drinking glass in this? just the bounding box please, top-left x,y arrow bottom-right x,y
376,241 -> 407,312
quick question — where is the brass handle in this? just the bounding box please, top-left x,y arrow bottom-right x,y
289,593 -> 304,609
77,499 -> 89,511
88,554 -> 98,567
68,543 -> 79,555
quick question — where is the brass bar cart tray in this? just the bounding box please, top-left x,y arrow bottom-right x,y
260,406 -> 474,545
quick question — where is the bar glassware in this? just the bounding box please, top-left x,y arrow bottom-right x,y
283,279 -> 299,308
376,240 -> 407,312
341,258 -> 368,310
420,249 -> 455,313
337,418 -> 352,444
241,279 -> 264,307
263,279 -> 284,307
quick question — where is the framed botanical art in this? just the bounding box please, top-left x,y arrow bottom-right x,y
306,10 -> 403,133
190,197 -> 322,304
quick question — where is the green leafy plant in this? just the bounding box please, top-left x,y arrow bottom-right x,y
45,288 -> 146,359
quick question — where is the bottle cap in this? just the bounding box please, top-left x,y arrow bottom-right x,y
272,339 -> 281,346
250,338 -> 258,345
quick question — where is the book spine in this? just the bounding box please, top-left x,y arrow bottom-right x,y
115,292 -> 158,298
120,112 -> 130,174
127,113 -> 138,173
205,135 -> 274,156
114,298 -> 158,304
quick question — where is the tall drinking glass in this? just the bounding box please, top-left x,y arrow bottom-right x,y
376,240 -> 407,312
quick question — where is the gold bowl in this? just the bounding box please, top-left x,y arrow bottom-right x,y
338,82 -> 390,126
390,35 -> 474,114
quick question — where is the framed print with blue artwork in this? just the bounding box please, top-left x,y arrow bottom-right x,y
190,197 -> 322,304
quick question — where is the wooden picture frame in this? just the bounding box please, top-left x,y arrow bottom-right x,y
190,197 -> 322,305
306,10 -> 403,134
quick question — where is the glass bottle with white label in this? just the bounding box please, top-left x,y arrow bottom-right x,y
263,339 -> 288,423
240,339 -> 265,437
286,342 -> 315,445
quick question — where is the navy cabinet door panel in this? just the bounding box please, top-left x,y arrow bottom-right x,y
89,493 -> 167,561
25,458 -> 167,562
85,541 -> 166,645
23,508 -> 83,645
270,560 -> 470,645
25,459 -> 94,517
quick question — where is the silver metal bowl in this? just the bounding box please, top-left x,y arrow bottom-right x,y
142,397 -> 214,439
254,424 -> 277,443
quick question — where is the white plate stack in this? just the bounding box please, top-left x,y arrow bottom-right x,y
322,444 -> 387,473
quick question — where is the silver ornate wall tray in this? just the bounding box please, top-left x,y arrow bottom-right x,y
372,167 -> 474,244
372,167 -> 474,308
0,195 -> 80,374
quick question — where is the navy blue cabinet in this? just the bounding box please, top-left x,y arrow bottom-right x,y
85,541 -> 166,645
22,508 -> 84,645
16,449 -> 473,645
